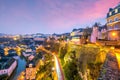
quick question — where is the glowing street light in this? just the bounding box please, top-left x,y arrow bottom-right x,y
110,46 -> 115,50
112,32 -> 116,36
13,37 -> 17,40
52,67 -> 55,71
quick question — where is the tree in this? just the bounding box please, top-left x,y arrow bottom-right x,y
63,61 -> 82,80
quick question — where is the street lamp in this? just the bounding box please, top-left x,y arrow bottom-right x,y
52,67 -> 55,71
112,32 -> 116,36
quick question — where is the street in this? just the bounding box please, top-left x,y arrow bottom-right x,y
53,54 -> 64,80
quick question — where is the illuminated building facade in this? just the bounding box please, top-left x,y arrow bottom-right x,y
91,24 -> 98,43
0,58 -> 17,79
107,3 -> 120,40
70,28 -> 84,44
90,23 -> 107,43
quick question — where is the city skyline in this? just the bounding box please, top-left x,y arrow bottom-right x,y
0,0 -> 119,34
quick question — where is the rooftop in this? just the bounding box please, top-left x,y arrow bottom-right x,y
0,57 -> 16,70
107,3 -> 120,18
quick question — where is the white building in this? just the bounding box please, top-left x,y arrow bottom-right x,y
91,24 -> 107,43
91,26 -> 98,43
71,28 -> 84,44
0,58 -> 17,78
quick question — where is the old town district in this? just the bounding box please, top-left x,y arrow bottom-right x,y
0,3 -> 120,80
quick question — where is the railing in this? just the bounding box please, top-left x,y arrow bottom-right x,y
107,19 -> 120,24
107,27 -> 120,31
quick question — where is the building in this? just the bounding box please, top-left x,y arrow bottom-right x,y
7,49 -> 19,60
0,58 -> 17,79
91,23 -> 107,43
70,28 -> 84,44
107,3 -> 120,40
25,53 -> 42,80
25,61 -> 36,80
22,48 -> 34,58
52,33 -> 61,40
98,25 -> 107,40
0,48 -> 4,56
83,27 -> 92,42
91,23 -> 99,43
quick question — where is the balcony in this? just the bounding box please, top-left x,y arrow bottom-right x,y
107,28 -> 120,31
107,19 -> 120,25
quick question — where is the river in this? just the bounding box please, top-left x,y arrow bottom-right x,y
9,56 -> 26,80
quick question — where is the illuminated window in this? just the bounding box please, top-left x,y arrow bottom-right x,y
115,9 -> 118,13
29,64 -> 33,67
109,12 -> 112,16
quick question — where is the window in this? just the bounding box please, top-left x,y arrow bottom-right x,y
109,12 -> 112,16
115,9 -> 118,13
110,26 -> 113,29
115,24 -> 119,29
114,17 -> 119,21
115,25 -> 118,29
29,64 -> 33,68
110,26 -> 112,29
109,20 -> 112,23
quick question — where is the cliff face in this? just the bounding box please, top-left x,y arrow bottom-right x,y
57,43 -> 107,80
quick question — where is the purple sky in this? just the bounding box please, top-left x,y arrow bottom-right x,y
0,0 -> 119,34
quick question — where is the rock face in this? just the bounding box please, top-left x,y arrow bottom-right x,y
99,52 -> 120,80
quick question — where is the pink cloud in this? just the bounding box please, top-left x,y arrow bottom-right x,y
1,0 -> 120,34
41,0 -> 120,31
80,0 -> 120,22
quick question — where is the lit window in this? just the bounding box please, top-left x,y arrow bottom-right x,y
29,64 -> 33,67
109,12 -> 112,16
115,9 -> 118,13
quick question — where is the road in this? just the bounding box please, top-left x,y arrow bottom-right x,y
53,54 -> 64,80
37,46 -> 64,80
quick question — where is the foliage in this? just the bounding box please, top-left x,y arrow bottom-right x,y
77,45 -> 106,80
63,60 -> 82,80
59,44 -> 67,59
59,44 -> 106,80
36,53 -> 54,80
47,40 -> 107,80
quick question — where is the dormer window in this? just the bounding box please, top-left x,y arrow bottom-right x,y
29,64 -> 33,68
115,9 -> 118,13
109,12 -> 112,16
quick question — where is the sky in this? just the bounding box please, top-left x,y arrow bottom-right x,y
0,0 -> 120,34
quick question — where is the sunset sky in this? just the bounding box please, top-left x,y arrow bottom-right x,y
0,0 -> 119,34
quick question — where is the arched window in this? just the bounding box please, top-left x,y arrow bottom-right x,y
114,17 -> 119,21
109,20 -> 112,23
